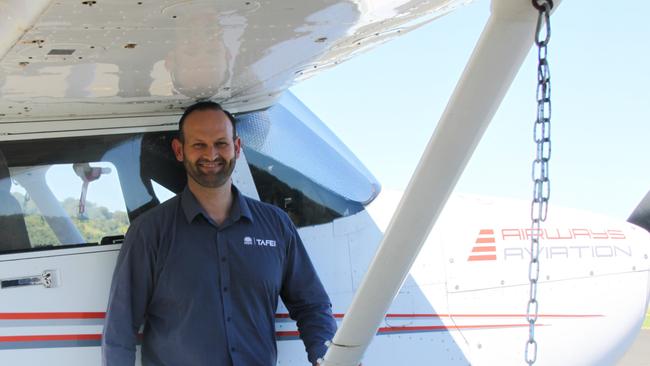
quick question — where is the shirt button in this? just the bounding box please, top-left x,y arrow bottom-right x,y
227,316 -> 232,322
231,347 -> 236,352
221,257 -> 226,262
223,286 -> 228,292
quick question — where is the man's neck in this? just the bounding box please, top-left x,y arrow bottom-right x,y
187,178 -> 233,226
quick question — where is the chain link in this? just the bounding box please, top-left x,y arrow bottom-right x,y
526,1 -> 553,365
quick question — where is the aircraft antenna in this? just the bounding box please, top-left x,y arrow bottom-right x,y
526,0 -> 554,365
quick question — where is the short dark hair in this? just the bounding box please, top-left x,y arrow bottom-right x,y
177,101 -> 237,141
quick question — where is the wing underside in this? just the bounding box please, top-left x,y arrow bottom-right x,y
0,0 -> 469,123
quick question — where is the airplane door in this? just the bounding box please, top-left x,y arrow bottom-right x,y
0,246 -> 120,365
0,156 -> 130,365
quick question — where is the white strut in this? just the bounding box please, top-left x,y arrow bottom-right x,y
320,0 -> 561,365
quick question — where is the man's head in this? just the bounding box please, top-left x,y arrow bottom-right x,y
172,101 -> 241,189
177,101 -> 237,142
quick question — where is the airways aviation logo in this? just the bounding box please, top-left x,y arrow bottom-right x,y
466,228 -> 631,262
467,229 -> 497,262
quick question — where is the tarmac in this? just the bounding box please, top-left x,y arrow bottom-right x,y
617,329 -> 650,366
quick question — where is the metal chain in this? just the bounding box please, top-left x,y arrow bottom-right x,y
526,1 -> 553,365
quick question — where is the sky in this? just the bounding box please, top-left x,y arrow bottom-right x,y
291,0 -> 650,221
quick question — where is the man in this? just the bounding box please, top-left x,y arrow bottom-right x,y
102,101 -> 336,366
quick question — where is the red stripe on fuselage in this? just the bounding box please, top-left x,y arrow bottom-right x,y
472,246 -> 496,253
0,312 -> 601,321
0,334 -> 101,342
468,255 -> 497,261
0,312 -> 105,320
475,237 -> 495,244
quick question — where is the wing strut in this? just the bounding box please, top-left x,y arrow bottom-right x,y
320,0 -> 562,365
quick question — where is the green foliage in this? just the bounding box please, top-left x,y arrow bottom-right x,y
11,192 -> 129,246
24,215 -> 59,246
644,311 -> 650,330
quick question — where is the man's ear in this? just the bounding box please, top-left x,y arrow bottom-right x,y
171,138 -> 184,162
234,136 -> 242,159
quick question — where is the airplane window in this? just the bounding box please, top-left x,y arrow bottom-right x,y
244,148 -> 360,227
237,92 -> 380,226
0,131 -> 184,254
0,134 -> 167,254
7,162 -> 128,249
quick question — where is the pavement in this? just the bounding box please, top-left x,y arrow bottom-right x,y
617,329 -> 650,366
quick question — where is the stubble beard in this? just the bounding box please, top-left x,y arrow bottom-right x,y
184,156 -> 236,188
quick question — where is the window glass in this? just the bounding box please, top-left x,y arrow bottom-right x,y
238,92 -> 380,205
0,131 -> 184,254
237,91 -> 380,226
8,162 -> 128,248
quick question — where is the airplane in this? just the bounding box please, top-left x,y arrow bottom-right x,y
0,0 -> 648,365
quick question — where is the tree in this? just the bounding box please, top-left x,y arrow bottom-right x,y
10,192 -> 129,247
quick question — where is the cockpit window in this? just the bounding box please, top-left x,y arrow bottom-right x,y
237,92 -> 381,226
238,92 -> 380,204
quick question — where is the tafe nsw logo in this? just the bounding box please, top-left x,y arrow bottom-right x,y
243,236 -> 276,247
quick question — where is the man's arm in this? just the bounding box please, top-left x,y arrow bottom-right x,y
280,223 -> 337,365
102,223 -> 155,366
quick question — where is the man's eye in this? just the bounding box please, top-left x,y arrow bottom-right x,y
194,144 -> 206,148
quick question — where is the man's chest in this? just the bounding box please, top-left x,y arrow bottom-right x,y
155,221 -> 288,301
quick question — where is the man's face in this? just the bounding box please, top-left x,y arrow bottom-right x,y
172,109 -> 241,188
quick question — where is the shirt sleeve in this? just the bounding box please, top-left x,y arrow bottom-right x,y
280,221 -> 337,365
102,221 -> 156,366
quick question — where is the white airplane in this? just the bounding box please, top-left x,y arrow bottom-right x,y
0,0 -> 648,365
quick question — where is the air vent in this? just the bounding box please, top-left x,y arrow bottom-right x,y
48,49 -> 75,55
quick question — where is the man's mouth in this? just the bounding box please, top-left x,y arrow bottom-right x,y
197,160 -> 225,171
199,162 -> 221,167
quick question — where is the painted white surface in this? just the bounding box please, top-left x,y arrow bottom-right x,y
0,0 -> 468,121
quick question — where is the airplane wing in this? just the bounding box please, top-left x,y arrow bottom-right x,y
0,0 -> 469,123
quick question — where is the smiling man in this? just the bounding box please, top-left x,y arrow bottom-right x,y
102,101 -> 336,366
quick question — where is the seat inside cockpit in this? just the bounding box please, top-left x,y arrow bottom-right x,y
0,149 -> 31,252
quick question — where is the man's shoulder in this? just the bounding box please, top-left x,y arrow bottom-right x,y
120,196 -> 182,254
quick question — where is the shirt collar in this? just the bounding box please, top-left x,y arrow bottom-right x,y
181,185 -> 253,225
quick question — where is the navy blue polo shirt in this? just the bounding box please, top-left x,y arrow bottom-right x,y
102,186 -> 336,366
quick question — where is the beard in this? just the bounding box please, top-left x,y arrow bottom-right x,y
184,155 -> 236,188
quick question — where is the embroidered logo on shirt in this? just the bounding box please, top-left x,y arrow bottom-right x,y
243,236 -> 277,247
255,239 -> 276,247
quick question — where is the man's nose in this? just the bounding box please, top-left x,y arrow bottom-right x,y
204,144 -> 219,160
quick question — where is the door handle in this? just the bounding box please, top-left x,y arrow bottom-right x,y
1,269 -> 59,289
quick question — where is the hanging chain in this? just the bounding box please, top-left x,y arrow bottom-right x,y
525,1 -> 553,365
